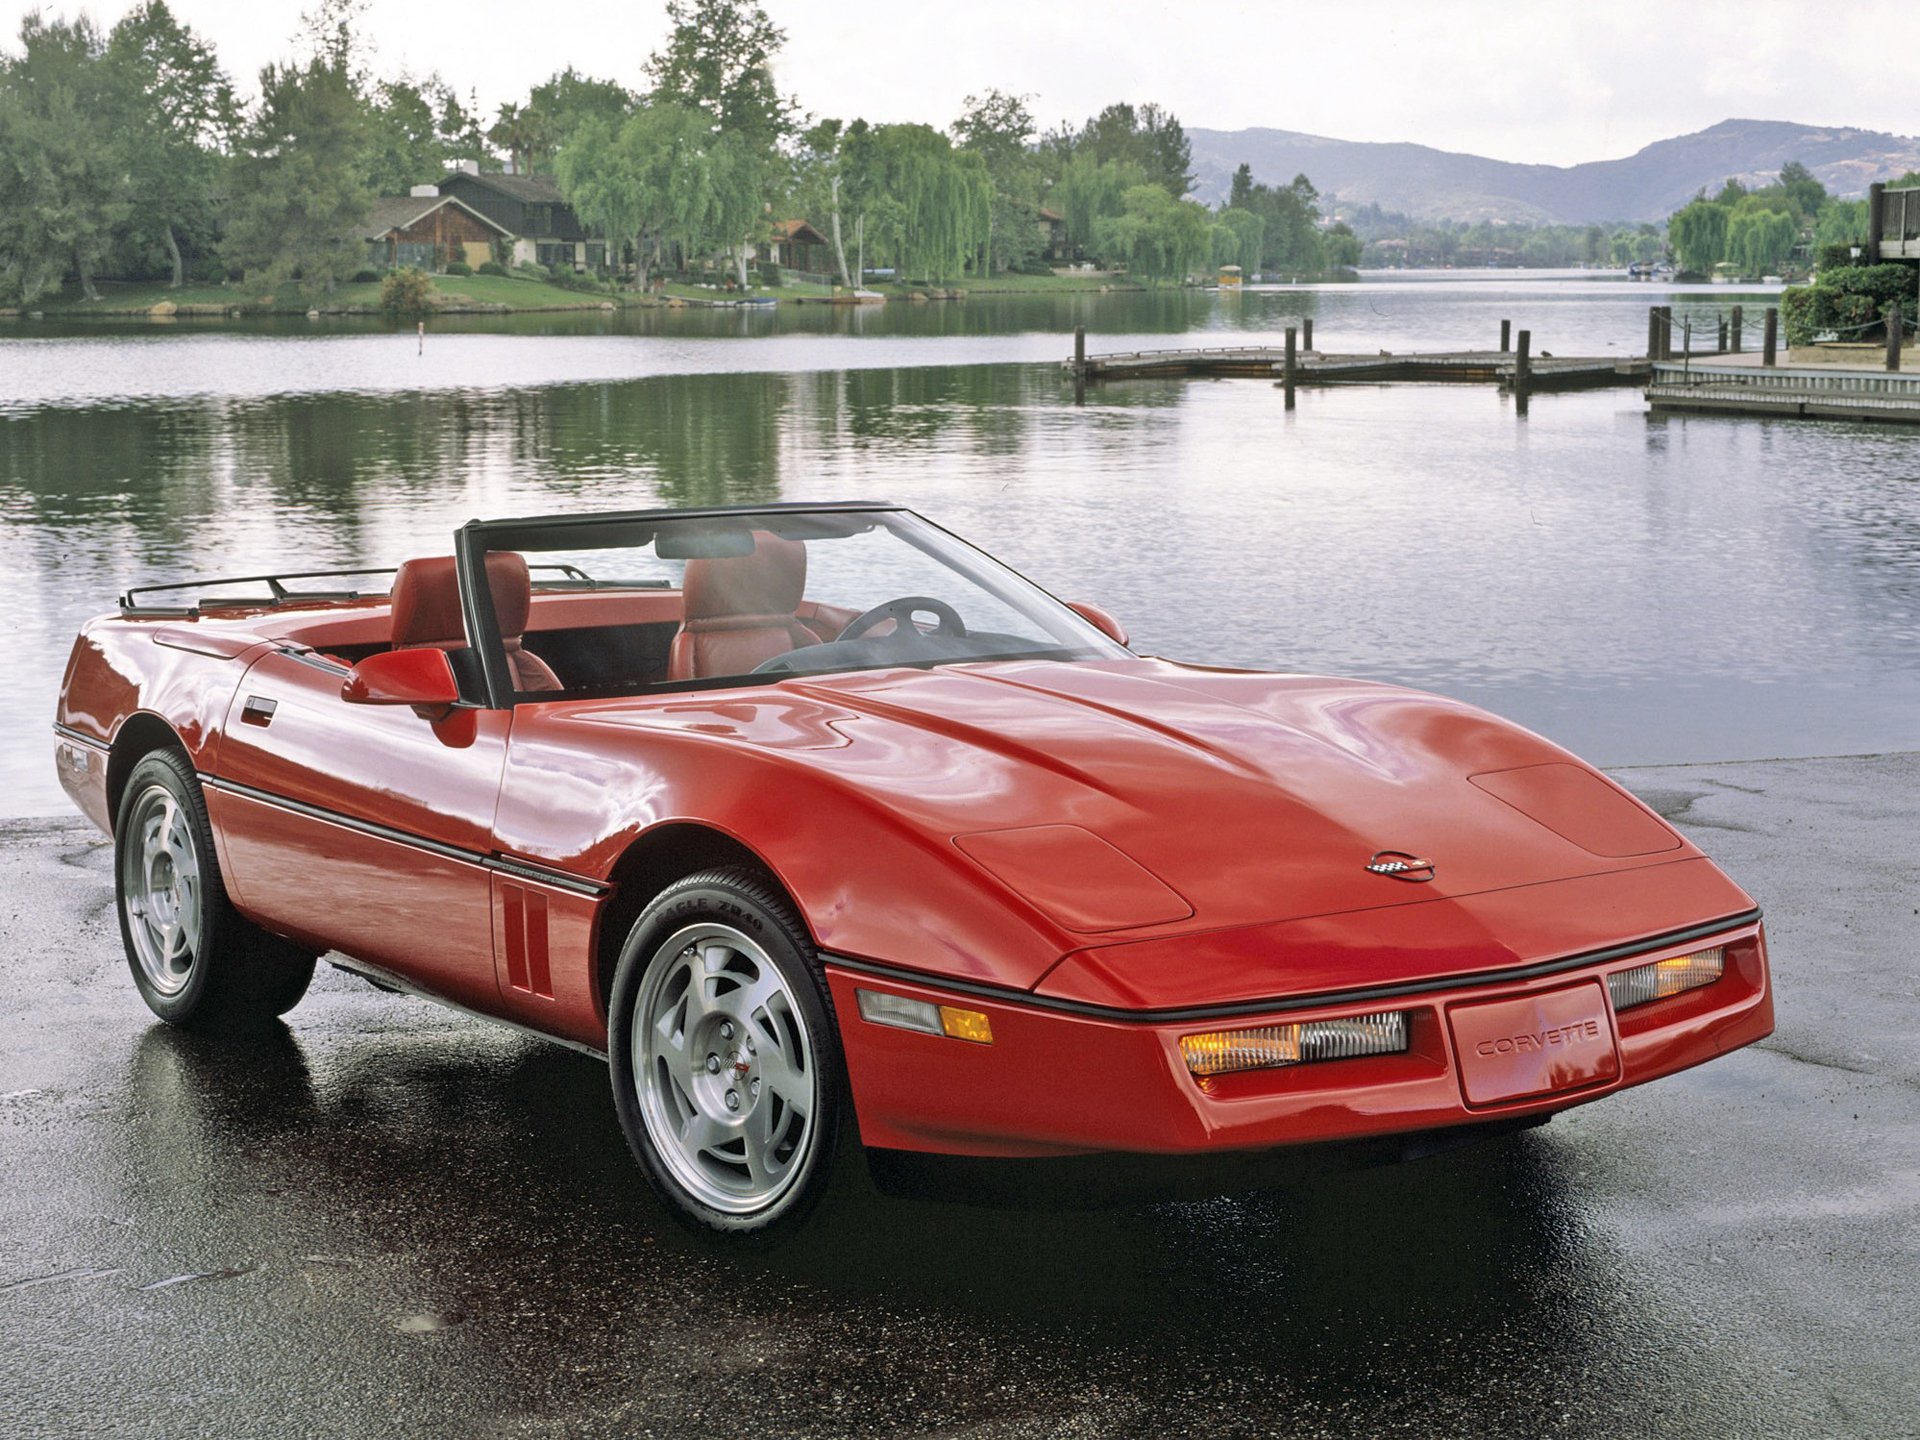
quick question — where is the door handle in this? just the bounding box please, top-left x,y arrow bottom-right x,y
241,696 -> 278,727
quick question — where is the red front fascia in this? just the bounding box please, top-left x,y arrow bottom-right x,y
827,922 -> 1772,1158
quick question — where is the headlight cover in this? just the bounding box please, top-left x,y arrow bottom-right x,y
1607,947 -> 1724,1011
1180,1011 -> 1409,1077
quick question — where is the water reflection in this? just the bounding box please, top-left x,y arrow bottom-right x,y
114,1009 -> 1770,1435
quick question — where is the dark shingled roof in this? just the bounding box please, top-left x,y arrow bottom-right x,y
440,170 -> 568,204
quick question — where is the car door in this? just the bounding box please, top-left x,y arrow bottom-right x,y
204,647 -> 513,1016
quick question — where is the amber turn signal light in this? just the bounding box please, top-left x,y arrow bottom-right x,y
856,989 -> 994,1044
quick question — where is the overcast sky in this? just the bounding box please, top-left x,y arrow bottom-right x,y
8,0 -> 1915,166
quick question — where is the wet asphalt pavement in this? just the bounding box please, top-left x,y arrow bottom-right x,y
2,753 -> 1917,1440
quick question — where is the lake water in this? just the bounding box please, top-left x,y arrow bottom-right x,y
5,272 -> 1916,817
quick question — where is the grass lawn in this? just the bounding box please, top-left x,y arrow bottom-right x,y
34,272 -> 638,315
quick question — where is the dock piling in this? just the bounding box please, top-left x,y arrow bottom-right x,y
1763,308 -> 1778,368
1731,305 -> 1743,353
1647,308 -> 1660,362
1718,319 -> 1729,354
1073,326 -> 1086,377
1501,319 -> 1512,354
1514,329 -> 1532,398
1303,318 -> 1314,351
1283,327 -> 1297,409
1888,304 -> 1904,372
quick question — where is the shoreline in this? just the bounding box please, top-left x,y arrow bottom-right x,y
0,272 -> 1394,325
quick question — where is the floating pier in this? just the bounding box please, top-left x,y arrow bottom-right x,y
1647,360 -> 1920,423
1066,343 -> 1647,390
1063,304 -> 1920,424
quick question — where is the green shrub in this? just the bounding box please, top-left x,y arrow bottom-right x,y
476,261 -> 507,277
444,260 -> 472,277
379,266 -> 434,317
1816,244 -> 1858,273
1781,264 -> 1920,343
350,267 -> 381,284
757,262 -> 783,287
542,265 -> 608,293
1780,285 -> 1819,346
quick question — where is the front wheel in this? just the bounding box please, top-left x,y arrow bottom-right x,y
114,750 -> 316,1026
607,868 -> 844,1239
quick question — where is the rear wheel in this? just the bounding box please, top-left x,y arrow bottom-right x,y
608,868 -> 844,1239
114,750 -> 315,1026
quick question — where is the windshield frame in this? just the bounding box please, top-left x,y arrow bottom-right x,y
452,502 -> 1130,708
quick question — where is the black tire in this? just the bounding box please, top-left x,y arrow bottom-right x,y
607,866 -> 845,1241
113,750 -> 316,1027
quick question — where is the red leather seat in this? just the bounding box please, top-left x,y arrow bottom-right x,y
390,552 -> 563,693
667,532 -> 814,681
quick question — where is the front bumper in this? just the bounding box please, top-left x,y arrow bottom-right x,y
826,918 -> 1772,1159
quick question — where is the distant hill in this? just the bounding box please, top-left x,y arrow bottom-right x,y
1186,119 -> 1920,223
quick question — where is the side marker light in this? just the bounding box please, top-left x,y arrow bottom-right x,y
856,989 -> 994,1044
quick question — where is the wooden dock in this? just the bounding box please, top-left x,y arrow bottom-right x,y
1646,361 -> 1920,423
1068,345 -> 1650,391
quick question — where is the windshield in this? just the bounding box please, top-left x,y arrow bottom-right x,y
471,507 -> 1128,701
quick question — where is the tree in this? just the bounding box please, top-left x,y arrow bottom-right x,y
1775,160 -> 1827,223
840,124 -> 991,282
788,118 -> 852,283
1322,220 -> 1362,270
105,1 -> 236,289
1093,184 -> 1210,284
647,0 -> 793,286
951,89 -> 1042,274
1065,101 -> 1192,197
1813,198 -> 1869,251
362,77 -> 447,194
1726,205 -> 1797,277
488,102 -> 551,177
224,56 -> 372,298
1668,197 -> 1730,274
1055,153 -> 1147,257
0,13 -> 129,302
1214,206 -> 1263,271
1228,162 -> 1255,211
556,100 -> 721,287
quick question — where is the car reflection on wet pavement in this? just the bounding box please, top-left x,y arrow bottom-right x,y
4,753 -> 1917,1439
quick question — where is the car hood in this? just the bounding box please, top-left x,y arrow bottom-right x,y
573,658 -> 1698,943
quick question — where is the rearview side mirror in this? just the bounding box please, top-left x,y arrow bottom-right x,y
1068,601 -> 1129,648
342,648 -> 461,718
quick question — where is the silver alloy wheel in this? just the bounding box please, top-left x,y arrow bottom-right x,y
120,783 -> 202,997
632,922 -> 818,1215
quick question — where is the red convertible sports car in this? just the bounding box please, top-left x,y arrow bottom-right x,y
55,502 -> 1774,1236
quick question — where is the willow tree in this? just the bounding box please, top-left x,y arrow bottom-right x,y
842,124 -> 991,282
1668,197 -> 1730,275
1726,206 -> 1797,278
1093,184 -> 1212,284
558,101 -> 730,285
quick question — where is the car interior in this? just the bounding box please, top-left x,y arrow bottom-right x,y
275,532 -> 868,698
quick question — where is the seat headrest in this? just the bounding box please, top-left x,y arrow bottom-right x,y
682,532 -> 807,622
391,552 -> 533,648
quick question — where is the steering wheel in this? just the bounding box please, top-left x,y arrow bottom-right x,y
839,595 -> 968,643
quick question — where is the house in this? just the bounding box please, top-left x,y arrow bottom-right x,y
1036,206 -> 1070,262
766,219 -> 835,276
433,165 -> 603,272
363,190 -> 511,271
